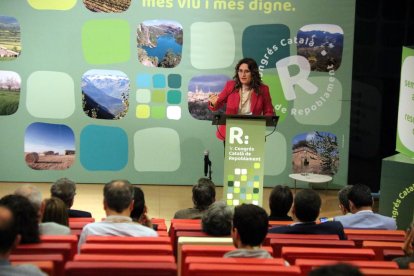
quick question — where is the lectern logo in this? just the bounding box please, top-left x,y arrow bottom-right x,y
229,127 -> 249,145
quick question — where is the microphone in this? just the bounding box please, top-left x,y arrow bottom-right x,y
204,150 -> 212,179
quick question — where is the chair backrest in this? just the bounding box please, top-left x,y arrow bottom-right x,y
344,229 -> 405,238
264,233 -> 339,245
270,239 -> 356,257
187,263 -> 301,276
69,217 -> 95,223
40,235 -> 78,258
170,223 -> 203,255
183,256 -> 286,276
10,254 -> 64,276
69,221 -> 91,230
268,220 -> 294,227
80,243 -> 173,256
12,261 -> 54,276
295,259 -> 399,276
362,241 -> 404,260
359,268 -> 414,276
382,249 -> 405,261
64,261 -> 177,276
85,236 -> 171,245
13,243 -> 73,262
74,254 -> 175,263
347,234 -> 406,247
281,247 -> 376,265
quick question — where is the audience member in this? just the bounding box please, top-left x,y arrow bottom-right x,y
224,204 -> 271,258
130,186 -> 153,229
334,184 -> 397,229
78,180 -> 158,250
269,189 -> 346,240
42,197 -> 69,227
0,205 -> 46,276
50,178 -> 92,218
201,201 -> 233,236
15,184 -> 71,235
0,195 -> 40,244
309,263 -> 363,276
268,185 -> 293,221
393,220 -> 414,269
174,178 -> 216,219
338,185 -> 353,215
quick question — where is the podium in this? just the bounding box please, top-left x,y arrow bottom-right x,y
212,114 -> 279,206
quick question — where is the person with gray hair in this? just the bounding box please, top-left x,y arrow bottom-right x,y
201,201 -> 233,236
78,180 -> 158,251
50,178 -> 92,218
14,184 -> 71,236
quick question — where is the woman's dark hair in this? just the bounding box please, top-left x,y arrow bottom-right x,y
0,194 -> 40,244
130,186 -> 145,221
42,197 -> 69,226
232,57 -> 263,95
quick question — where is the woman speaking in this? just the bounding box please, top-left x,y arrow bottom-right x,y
208,57 -> 275,140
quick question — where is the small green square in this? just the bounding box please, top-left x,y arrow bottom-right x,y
136,105 -> 150,118
82,19 -> 130,65
253,194 -> 259,200
240,188 -> 246,193
228,181 -> 234,187
167,90 -> 181,104
254,175 -> 260,181
168,74 -> 181,88
253,188 -> 260,193
227,175 -> 234,181
152,90 -> 165,103
151,106 -> 165,119
234,188 -> 240,194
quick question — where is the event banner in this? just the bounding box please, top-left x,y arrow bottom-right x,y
224,118 -> 265,206
0,1 -> 355,186
396,46 -> 414,158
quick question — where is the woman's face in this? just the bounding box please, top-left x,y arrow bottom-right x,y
238,63 -> 252,86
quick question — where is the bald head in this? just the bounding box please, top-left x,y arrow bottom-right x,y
103,180 -> 134,213
14,184 -> 42,213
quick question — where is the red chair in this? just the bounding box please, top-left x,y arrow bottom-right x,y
74,254 -> 175,263
69,221 -> 92,230
359,268 -> 414,275
69,217 -> 95,223
64,261 -> 177,276
80,243 -> 173,256
187,263 -> 301,276
10,254 -> 64,276
40,235 -> 78,259
410,263 -> 414,269
183,256 -> 286,276
383,249 -> 405,260
12,243 -> 73,262
362,241 -> 404,260
85,236 -> 171,245
169,223 -> 203,255
270,238 -> 355,257
264,233 -> 339,245
12,261 -> 54,276
281,247 -> 376,265
344,229 -> 405,239
295,259 -> 399,276
347,234 -> 406,247
268,220 -> 294,227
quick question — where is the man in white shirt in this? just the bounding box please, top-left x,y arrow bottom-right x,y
334,184 -> 397,230
78,180 -> 158,251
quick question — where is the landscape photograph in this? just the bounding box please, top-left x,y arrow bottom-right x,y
83,0 -> 131,12
0,70 -> 20,115
296,24 -> 344,72
82,69 -> 130,120
24,122 -> 75,170
292,131 -> 339,175
0,16 -> 21,61
137,20 -> 183,68
188,75 -> 229,120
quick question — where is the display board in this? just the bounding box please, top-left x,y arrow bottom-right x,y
0,0 -> 355,186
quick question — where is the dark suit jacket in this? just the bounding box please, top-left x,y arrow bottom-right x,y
268,221 -> 346,240
69,209 -> 92,218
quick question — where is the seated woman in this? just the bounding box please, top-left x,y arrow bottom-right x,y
394,220 -> 414,269
42,197 -> 69,227
130,186 -> 153,229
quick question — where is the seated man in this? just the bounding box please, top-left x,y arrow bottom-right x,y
78,180 -> 158,250
174,178 -> 216,219
0,204 -> 46,276
268,185 -> 293,221
50,178 -> 92,218
337,185 -> 353,215
14,184 -> 71,235
269,189 -> 346,240
201,201 -> 233,236
333,184 -> 397,229
224,204 -> 272,258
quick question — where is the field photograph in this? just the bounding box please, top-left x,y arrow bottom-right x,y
83,0 -> 131,12
187,75 -> 229,120
82,69 -> 130,120
0,70 -> 20,115
0,16 -> 21,61
24,122 -> 76,170
137,20 -> 183,68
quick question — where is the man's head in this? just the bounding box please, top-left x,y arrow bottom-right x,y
0,205 -> 19,257
201,201 -> 233,236
103,180 -> 134,215
348,184 -> 373,213
192,178 -> 216,210
292,189 -> 321,222
309,263 -> 363,276
232,204 -> 268,248
50,178 -> 76,208
269,185 -> 293,217
338,185 -> 353,215
14,184 -> 42,217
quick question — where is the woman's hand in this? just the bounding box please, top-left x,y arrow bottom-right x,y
403,225 -> 414,256
209,94 -> 218,107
